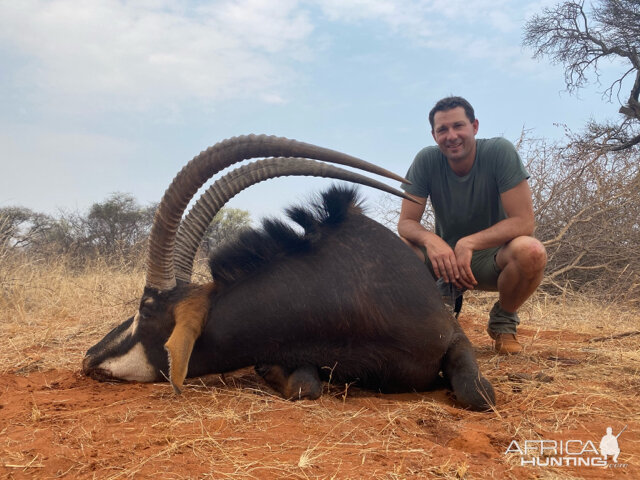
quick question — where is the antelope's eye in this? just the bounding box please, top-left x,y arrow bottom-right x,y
139,297 -> 156,320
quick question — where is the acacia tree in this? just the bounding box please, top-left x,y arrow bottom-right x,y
523,0 -> 640,151
0,194 -> 157,266
0,207 -> 33,248
84,193 -> 156,258
0,207 -> 56,251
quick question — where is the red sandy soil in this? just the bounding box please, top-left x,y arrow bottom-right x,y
1,315 -> 637,479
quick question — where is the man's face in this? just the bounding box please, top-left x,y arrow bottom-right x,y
431,106 -> 479,163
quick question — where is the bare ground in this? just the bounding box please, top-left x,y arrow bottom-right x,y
1,292 -> 638,479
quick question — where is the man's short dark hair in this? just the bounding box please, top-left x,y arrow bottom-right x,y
428,96 -> 475,130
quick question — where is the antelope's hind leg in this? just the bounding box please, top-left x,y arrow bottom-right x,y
442,333 -> 495,411
255,364 -> 323,400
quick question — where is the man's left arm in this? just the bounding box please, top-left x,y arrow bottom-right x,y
454,180 -> 535,286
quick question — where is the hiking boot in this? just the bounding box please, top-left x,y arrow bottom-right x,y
487,329 -> 523,355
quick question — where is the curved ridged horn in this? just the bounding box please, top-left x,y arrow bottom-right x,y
146,135 -> 410,291
174,157 -> 414,284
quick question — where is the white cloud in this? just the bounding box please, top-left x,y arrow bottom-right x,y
317,0 -> 518,32
0,0 -> 312,113
0,0 -> 549,117
315,0 -> 540,71
317,0 -> 414,25
0,0 -> 591,216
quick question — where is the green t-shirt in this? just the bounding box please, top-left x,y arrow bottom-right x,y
402,137 -> 529,248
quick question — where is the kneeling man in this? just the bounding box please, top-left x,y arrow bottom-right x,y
398,96 -> 547,354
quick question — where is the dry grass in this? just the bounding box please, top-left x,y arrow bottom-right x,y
0,252 -> 639,479
0,250 -> 145,375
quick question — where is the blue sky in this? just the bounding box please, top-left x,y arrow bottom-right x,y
0,0 -> 628,222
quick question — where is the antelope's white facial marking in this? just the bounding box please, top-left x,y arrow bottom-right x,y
131,312 -> 141,336
97,343 -> 156,382
131,297 -> 155,336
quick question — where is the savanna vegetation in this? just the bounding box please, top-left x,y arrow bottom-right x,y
0,1 -> 638,478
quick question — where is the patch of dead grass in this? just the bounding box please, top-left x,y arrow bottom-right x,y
0,254 -> 638,478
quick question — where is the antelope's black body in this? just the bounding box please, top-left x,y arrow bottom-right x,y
83,135 -> 494,411
85,187 -> 494,410
192,187 -> 451,391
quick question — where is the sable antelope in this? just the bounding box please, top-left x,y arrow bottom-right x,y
82,135 -> 495,411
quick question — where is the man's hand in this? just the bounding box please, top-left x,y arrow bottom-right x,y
399,195 -> 477,289
454,237 -> 478,290
425,235 -> 461,286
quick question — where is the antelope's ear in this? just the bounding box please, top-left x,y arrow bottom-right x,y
164,284 -> 215,394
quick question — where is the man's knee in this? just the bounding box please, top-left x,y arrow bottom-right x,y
501,236 -> 547,276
